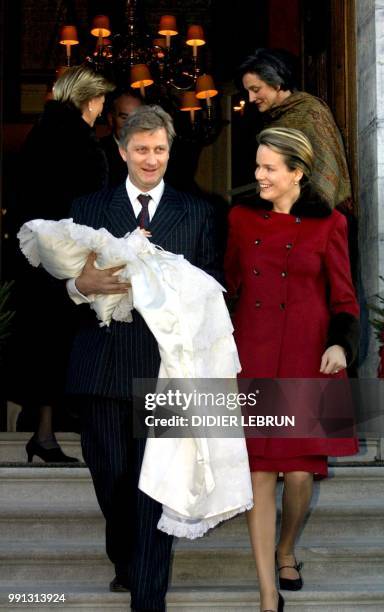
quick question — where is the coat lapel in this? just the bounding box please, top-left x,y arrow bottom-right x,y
104,183 -> 138,237
149,183 -> 187,243
103,182 -> 187,241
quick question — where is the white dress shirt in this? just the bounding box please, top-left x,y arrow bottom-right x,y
67,177 -> 165,303
126,175 -> 164,221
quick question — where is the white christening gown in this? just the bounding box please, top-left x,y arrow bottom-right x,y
18,218 -> 253,538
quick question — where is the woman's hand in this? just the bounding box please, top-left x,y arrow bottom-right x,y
320,345 -> 347,375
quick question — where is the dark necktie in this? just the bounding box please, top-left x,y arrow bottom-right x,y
137,193 -> 151,230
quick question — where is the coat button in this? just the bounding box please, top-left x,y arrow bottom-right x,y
253,268 -> 260,276
286,243 -> 293,249
255,301 -> 261,308
280,303 -> 286,310
263,213 -> 270,219
281,271 -> 287,278
255,239 -> 261,245
295,217 -> 301,223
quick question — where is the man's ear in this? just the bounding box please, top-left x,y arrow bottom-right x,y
119,147 -> 127,162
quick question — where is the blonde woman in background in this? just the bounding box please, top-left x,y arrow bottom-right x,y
8,65 -> 114,462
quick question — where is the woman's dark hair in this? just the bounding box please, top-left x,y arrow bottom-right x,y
237,48 -> 298,92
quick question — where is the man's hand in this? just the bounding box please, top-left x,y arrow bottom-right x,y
320,345 -> 347,375
75,252 -> 131,296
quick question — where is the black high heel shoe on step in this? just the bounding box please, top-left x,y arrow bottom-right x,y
263,592 -> 284,612
276,550 -> 303,591
26,436 -> 79,463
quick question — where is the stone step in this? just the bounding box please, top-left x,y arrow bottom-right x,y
0,541 -> 383,587
0,433 -> 84,463
1,466 -> 383,505
0,468 -> 95,505
172,544 -> 384,587
0,502 -> 103,542
0,468 -> 383,545
313,466 -> 384,501
0,433 -> 380,464
0,584 -> 383,611
0,447 -> 382,610
206,500 -> 384,544
0,499 -> 382,546
0,465 -> 384,508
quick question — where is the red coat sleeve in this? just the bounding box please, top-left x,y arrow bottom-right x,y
324,212 -> 359,362
324,212 -> 359,317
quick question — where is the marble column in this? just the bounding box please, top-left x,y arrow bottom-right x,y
357,0 -> 384,378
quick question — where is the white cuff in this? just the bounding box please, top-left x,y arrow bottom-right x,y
66,278 -> 95,304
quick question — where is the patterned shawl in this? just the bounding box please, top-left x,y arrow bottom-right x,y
264,92 -> 352,209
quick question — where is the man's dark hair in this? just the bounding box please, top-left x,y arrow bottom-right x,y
119,104 -> 176,148
106,87 -> 143,114
237,48 -> 299,92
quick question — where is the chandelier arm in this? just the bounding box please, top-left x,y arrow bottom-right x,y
126,0 -> 137,64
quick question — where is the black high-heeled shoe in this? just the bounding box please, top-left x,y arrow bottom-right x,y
263,592 -> 285,612
276,552 -> 303,591
26,436 -> 79,463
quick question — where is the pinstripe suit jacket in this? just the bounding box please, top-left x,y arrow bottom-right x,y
66,182 -> 220,399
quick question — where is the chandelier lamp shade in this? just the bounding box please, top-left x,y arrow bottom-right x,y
186,25 -> 206,58
196,74 -> 218,102
56,1 -> 219,138
196,73 -> 218,122
59,25 -> 79,66
180,91 -> 202,124
130,64 -> 154,97
90,15 -> 112,38
158,14 -> 178,48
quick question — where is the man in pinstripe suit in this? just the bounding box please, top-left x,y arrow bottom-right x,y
66,105 -> 220,611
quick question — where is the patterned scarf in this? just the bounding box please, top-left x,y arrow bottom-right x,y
264,92 -> 352,210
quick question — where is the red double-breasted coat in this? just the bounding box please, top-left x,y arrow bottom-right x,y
225,189 -> 359,471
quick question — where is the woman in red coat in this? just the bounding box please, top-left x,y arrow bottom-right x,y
225,127 -> 359,612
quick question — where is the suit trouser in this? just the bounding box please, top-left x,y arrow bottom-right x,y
80,397 -> 173,610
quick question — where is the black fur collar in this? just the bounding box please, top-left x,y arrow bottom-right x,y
248,183 -> 332,218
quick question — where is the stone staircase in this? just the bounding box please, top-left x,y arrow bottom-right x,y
0,435 -> 383,610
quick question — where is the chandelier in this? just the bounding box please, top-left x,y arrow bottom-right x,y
58,0 -> 219,140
